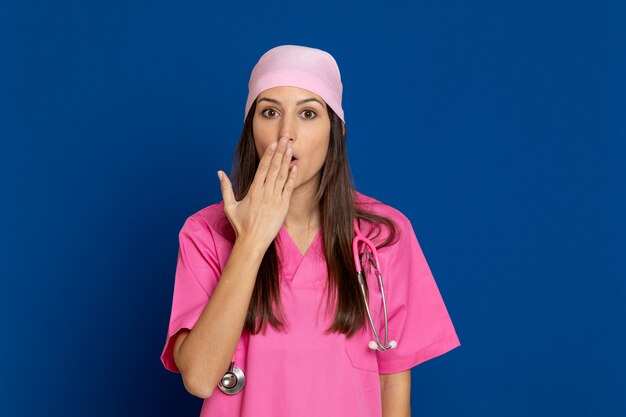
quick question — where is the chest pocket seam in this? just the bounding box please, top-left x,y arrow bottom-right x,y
343,298 -> 383,373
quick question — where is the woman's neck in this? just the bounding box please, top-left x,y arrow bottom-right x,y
283,177 -> 321,232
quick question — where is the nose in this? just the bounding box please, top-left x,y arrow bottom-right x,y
278,113 -> 297,144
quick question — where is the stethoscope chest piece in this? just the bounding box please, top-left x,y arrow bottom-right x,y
218,361 -> 245,395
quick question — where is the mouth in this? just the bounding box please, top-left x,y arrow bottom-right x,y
290,156 -> 298,167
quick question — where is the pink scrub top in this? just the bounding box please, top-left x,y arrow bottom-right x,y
160,190 -> 461,417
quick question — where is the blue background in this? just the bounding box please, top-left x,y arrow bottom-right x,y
1,0 -> 624,416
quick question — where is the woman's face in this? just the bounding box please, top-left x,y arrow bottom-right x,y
252,86 -> 331,190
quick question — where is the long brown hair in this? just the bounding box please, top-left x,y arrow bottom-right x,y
229,99 -> 400,338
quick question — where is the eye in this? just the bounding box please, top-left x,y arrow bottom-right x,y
261,108 -> 279,118
301,109 -> 317,119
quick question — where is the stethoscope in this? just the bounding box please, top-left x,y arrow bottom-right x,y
218,218 -> 397,395
352,218 -> 398,352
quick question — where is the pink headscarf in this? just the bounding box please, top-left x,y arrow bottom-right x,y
244,45 -> 345,124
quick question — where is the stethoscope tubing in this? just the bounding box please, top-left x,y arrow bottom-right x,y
353,219 -> 397,351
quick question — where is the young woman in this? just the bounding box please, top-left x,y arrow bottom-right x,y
160,44 -> 461,417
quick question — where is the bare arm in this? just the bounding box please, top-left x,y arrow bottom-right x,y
172,136 -> 297,399
173,237 -> 265,398
380,370 -> 412,417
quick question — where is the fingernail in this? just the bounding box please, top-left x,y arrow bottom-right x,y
217,170 -> 222,180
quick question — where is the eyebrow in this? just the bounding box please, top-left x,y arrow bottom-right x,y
257,97 -> 324,106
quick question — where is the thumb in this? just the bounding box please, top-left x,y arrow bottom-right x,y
217,170 -> 236,205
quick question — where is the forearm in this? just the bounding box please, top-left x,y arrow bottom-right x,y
381,386 -> 411,417
380,370 -> 411,417
176,237 -> 266,397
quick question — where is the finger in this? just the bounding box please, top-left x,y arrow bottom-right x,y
274,144 -> 293,195
251,140 -> 278,192
281,164 -> 298,201
217,170 -> 237,205
265,138 -> 288,192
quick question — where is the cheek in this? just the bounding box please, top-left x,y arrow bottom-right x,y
255,142 -> 272,160
252,118 -> 266,139
310,143 -> 330,168
252,124 -> 275,155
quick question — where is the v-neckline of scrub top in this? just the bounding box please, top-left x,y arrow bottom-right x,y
277,224 -> 324,287
278,224 -> 322,257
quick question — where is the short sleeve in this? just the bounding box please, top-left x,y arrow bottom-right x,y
160,216 -> 221,373
376,218 -> 461,374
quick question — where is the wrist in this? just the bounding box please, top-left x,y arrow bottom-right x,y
233,236 -> 268,261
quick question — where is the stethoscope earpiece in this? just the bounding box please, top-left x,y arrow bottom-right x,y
369,340 -> 398,350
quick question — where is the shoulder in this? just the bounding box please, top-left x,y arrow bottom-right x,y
352,189 -> 414,251
181,200 -> 236,244
353,189 -> 411,230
